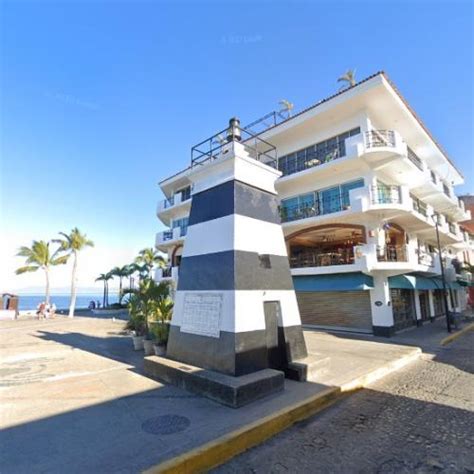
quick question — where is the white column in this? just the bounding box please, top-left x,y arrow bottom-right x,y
413,290 -> 422,322
369,274 -> 394,333
428,290 -> 435,318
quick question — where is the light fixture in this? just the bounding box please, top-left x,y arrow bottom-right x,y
226,117 -> 241,142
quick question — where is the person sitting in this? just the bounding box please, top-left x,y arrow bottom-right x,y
37,301 -> 46,320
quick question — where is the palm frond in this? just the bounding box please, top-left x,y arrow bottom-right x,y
15,265 -> 40,275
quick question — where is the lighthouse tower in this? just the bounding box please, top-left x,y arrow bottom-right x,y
146,119 -> 308,406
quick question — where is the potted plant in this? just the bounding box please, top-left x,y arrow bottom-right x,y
127,294 -> 145,350
151,321 -> 169,356
125,278 -> 173,356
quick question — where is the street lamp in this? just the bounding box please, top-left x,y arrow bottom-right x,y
432,214 -> 452,333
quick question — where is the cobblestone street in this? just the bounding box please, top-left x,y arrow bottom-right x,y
217,331 -> 474,473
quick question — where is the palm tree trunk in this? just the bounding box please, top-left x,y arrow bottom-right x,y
105,281 -> 109,307
119,277 -> 123,299
102,282 -> 106,308
45,267 -> 50,304
68,252 -> 78,318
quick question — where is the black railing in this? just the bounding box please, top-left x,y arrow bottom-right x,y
371,185 -> 401,204
411,195 -> 428,216
162,267 -> 172,278
377,245 -> 408,262
407,147 -> 424,170
365,130 -> 396,148
290,248 -> 355,268
243,109 -> 291,135
191,127 -> 277,168
280,193 -> 352,223
163,230 -> 173,241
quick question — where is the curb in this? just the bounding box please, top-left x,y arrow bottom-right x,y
144,386 -> 342,474
144,348 -> 422,474
441,322 -> 474,346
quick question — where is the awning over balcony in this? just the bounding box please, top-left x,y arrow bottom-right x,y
293,272 -> 374,292
388,275 -> 463,290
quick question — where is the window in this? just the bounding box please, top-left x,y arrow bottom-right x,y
341,179 -> 364,208
277,127 -> 361,176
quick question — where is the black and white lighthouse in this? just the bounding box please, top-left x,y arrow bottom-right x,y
145,120 -> 309,407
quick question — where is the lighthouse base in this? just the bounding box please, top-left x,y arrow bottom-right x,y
144,355 -> 285,408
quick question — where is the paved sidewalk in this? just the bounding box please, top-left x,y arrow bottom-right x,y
1,316 -> 420,473
217,330 -> 474,473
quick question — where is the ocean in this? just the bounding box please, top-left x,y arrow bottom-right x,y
15,293 -> 120,311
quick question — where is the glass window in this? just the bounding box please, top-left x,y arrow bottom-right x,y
321,186 -> 341,214
341,179 -> 364,208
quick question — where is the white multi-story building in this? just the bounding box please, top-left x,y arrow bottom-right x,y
155,72 -> 472,336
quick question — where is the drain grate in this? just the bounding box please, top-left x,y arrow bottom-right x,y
141,415 -> 191,435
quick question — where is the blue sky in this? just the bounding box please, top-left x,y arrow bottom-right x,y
1,0 -> 473,291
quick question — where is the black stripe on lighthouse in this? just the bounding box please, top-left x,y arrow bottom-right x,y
188,179 -> 281,226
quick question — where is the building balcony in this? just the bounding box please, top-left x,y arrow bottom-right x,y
155,226 -> 187,247
156,191 -> 192,225
155,266 -> 179,282
376,244 -> 408,263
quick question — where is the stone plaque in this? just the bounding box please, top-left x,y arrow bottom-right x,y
180,293 -> 223,338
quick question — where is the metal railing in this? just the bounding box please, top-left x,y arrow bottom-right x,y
430,170 -> 437,184
191,126 -> 277,168
365,130 -> 396,148
371,185 -> 401,204
290,248 -> 355,268
407,147 -> 424,170
163,230 -> 174,241
242,109 -> 292,135
412,195 -> 428,216
162,267 -> 172,278
280,193 -> 352,223
376,245 -> 408,262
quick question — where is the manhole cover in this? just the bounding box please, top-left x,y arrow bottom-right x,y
141,415 -> 190,435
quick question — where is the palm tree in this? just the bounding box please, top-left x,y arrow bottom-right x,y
134,248 -> 166,278
111,265 -> 129,297
54,228 -> 94,318
16,240 -> 69,304
338,69 -> 357,90
95,271 -> 114,308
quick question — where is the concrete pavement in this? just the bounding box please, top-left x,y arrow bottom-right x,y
217,330 -> 474,473
1,316 -> 420,473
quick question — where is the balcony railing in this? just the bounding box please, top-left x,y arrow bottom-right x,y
290,248 -> 355,268
280,193 -> 352,223
191,124 -> 277,168
163,230 -> 174,241
412,195 -> 428,217
407,147 -> 424,170
365,130 -> 396,148
376,245 -> 408,262
162,267 -> 172,278
430,170 -> 437,184
371,185 -> 401,204
448,222 -> 456,234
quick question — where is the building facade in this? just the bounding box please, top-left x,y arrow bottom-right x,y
155,72 -> 472,336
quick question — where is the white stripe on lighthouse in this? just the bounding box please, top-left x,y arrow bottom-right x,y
182,214 -> 288,258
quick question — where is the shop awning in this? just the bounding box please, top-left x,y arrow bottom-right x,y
293,273 -> 374,292
388,275 -> 463,290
